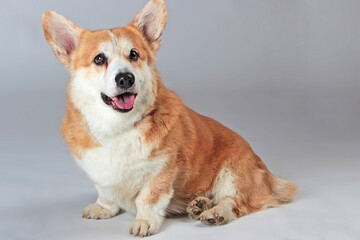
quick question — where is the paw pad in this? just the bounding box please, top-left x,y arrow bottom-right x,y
187,197 -> 212,220
206,218 -> 216,224
199,207 -> 229,225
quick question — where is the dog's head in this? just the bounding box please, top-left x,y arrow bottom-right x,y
42,0 -> 167,135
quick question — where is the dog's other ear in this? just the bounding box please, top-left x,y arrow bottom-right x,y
131,0 -> 167,52
42,11 -> 83,67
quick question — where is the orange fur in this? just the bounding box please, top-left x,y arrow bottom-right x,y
61,36 -> 297,215
72,30 -> 112,71
144,159 -> 177,205
112,26 -> 156,65
61,93 -> 99,159
42,0 -> 296,234
136,68 -> 297,215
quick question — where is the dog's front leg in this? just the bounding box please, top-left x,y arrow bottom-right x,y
82,184 -> 122,220
130,168 -> 175,237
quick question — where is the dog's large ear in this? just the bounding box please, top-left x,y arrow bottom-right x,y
131,0 -> 167,52
42,11 -> 83,67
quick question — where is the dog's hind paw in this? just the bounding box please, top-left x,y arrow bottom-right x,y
187,196 -> 213,220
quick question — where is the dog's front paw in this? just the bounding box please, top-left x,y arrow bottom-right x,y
129,219 -> 160,237
82,203 -> 119,220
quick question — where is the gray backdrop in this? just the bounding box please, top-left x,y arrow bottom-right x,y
0,0 -> 359,239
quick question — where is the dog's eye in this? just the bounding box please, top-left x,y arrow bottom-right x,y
94,53 -> 107,65
129,49 -> 139,62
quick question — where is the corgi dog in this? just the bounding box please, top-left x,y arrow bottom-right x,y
42,0 -> 296,237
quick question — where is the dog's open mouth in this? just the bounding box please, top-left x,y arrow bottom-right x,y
101,92 -> 137,113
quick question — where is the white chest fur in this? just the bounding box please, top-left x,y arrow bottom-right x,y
76,127 -> 165,213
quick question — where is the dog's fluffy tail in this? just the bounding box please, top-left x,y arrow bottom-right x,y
272,175 -> 297,203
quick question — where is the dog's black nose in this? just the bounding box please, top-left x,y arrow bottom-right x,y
115,72 -> 135,89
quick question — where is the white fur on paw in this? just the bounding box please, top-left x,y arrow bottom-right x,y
82,204 -> 118,220
199,207 -> 231,225
130,219 -> 160,237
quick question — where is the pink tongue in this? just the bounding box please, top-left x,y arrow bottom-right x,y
111,94 -> 135,110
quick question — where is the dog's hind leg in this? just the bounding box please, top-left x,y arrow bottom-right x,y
196,168 -> 238,225
196,160 -> 281,225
